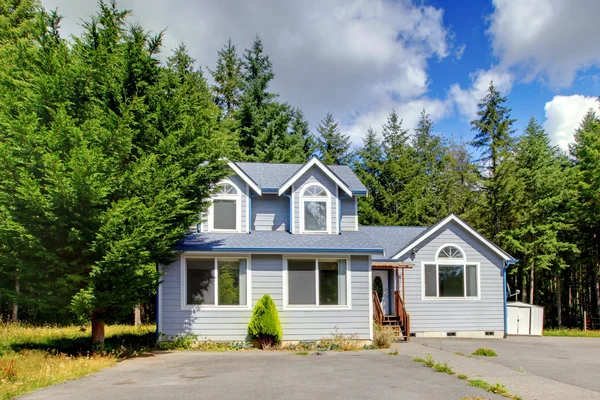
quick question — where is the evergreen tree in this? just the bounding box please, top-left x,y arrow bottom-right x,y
211,38 -> 243,116
470,81 -> 520,241
354,127 -> 390,225
503,118 -> 578,305
570,108 -> 600,319
314,113 -> 351,165
379,110 -> 415,224
0,1 -> 228,341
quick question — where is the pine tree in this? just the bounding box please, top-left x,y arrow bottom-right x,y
379,110 -> 415,224
470,81 -> 520,242
354,127 -> 390,225
570,107 -> 600,319
314,113 -> 351,165
502,118 -> 578,305
211,38 -> 243,117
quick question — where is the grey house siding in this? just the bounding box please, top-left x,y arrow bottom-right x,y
340,196 -> 358,232
292,166 -> 339,234
398,220 -> 505,333
252,196 -> 289,231
159,254 -> 371,341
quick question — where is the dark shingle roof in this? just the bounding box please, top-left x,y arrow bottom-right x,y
232,162 -> 367,193
358,226 -> 428,260
176,227 -> 428,258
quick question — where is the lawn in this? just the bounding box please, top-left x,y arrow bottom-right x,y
543,328 -> 600,337
0,323 -> 155,400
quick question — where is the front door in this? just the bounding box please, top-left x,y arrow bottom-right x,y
373,270 -> 389,314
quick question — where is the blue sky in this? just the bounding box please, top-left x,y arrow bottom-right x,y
43,0 -> 600,151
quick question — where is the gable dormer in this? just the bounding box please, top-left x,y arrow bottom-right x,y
198,158 -> 366,234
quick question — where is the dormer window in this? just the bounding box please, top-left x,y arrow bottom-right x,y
301,184 -> 329,233
211,182 -> 240,231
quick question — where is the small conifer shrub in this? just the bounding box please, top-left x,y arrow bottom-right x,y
248,294 -> 283,349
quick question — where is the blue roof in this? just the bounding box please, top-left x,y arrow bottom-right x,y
232,162 -> 367,194
176,227 -> 428,258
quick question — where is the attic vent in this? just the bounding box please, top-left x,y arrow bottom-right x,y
485,331 -> 495,336
446,332 -> 457,337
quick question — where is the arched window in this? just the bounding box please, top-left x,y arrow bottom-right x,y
437,245 -> 464,260
212,181 -> 240,231
301,184 -> 329,233
424,244 -> 478,299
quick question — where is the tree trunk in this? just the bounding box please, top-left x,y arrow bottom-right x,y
91,313 -> 105,344
11,278 -> 19,322
557,273 -> 562,328
529,262 -> 535,304
134,304 -> 141,326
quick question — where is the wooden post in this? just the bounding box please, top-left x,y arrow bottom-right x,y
134,304 -> 141,326
402,268 -> 405,303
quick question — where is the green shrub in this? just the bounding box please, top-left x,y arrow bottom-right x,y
472,348 -> 497,357
247,294 -> 282,349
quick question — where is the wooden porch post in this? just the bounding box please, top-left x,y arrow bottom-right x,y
402,268 -> 405,303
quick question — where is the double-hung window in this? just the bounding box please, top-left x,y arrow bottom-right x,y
184,257 -> 248,307
212,182 -> 239,231
423,245 -> 479,299
301,184 -> 329,233
286,258 -> 348,307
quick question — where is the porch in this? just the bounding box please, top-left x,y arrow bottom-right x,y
372,262 -> 411,341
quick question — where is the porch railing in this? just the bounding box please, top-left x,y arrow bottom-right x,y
395,290 -> 411,341
372,291 -> 383,326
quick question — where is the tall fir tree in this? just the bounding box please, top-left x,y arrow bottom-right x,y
503,118 -> 577,306
470,81 -> 520,242
314,113 -> 351,165
570,108 -> 600,319
211,38 -> 243,117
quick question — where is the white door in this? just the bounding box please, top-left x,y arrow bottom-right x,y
373,270 -> 389,314
517,307 -> 531,335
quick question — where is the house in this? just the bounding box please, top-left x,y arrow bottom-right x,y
157,158 -> 516,342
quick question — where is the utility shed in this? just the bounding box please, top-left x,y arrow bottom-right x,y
507,302 -> 544,336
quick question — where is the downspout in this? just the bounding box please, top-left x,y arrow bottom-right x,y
249,193 -> 259,233
503,259 -> 519,338
155,264 -> 160,344
338,194 -> 350,235
282,193 -> 292,233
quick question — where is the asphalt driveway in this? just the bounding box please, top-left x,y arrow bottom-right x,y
414,336 -> 600,394
20,350 -> 499,400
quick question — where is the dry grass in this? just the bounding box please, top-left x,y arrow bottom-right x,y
0,323 -> 155,399
373,325 -> 396,348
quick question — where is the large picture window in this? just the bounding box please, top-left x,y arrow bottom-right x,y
423,245 -> 478,298
185,257 -> 247,307
287,259 -> 347,306
301,184 -> 329,233
212,182 -> 239,231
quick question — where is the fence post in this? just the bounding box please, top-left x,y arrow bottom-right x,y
583,311 -> 587,331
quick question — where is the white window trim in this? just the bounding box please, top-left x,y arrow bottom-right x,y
421,244 -> 481,301
180,254 -> 252,310
209,179 -> 242,233
282,255 -> 351,310
299,182 -> 331,234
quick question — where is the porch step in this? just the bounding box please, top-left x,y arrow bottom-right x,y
382,315 -> 403,337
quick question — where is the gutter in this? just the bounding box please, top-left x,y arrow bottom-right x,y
175,246 -> 385,255
503,259 -> 519,338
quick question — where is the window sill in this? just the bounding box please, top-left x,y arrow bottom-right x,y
182,305 -> 251,311
422,297 -> 480,301
283,305 -> 352,311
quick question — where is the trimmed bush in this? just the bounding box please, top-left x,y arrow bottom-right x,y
248,294 -> 283,349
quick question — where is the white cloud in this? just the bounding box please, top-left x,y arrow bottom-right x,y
543,95 -> 598,150
43,0 -> 453,144
488,0 -> 600,88
449,68 -> 514,120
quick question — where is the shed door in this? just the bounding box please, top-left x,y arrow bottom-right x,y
507,307 -> 519,335
517,307 -> 531,335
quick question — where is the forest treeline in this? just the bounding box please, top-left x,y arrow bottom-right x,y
0,1 -> 598,334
